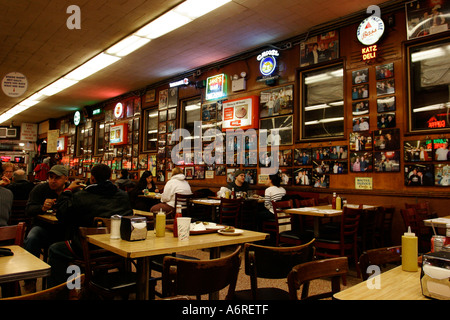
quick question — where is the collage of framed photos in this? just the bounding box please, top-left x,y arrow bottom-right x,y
404,138 -> 450,187
352,62 -> 396,133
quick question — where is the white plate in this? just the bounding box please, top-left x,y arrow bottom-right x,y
218,229 -> 244,236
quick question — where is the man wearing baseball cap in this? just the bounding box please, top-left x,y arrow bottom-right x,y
226,169 -> 250,193
22,165 -> 69,293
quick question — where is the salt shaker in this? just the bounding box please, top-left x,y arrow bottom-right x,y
110,215 -> 121,239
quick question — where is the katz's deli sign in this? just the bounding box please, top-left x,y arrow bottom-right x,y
357,15 -> 385,46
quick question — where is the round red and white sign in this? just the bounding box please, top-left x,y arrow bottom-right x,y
114,102 -> 123,118
357,16 -> 385,46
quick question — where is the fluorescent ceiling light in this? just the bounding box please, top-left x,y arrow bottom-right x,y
411,48 -> 445,62
106,35 -> 150,57
185,104 -> 201,111
38,78 -> 79,96
175,0 -> 232,19
413,103 -> 449,113
305,104 -> 330,111
65,53 -> 121,81
136,11 -> 192,39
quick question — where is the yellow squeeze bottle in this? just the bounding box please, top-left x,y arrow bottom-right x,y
336,195 -> 341,210
401,226 -> 418,272
155,209 -> 166,237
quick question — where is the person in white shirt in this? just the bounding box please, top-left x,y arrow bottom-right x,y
256,173 -> 286,230
150,167 -> 192,215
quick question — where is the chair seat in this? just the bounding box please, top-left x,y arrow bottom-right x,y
91,271 -> 137,292
280,230 -> 314,242
233,287 -> 290,300
315,233 -> 356,245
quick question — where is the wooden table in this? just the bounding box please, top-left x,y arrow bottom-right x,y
191,198 -> 221,221
0,245 -> 51,284
334,265 -> 428,300
88,229 -> 268,300
285,204 -> 379,238
423,216 -> 450,228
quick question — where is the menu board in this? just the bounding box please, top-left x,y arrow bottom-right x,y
222,96 -> 259,131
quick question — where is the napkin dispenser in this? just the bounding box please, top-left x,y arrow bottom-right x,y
120,216 -> 147,241
421,251 -> 450,300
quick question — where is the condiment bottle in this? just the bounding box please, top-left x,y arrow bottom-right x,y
173,205 -> 182,237
402,226 -> 418,272
332,192 -> 336,209
336,195 -> 341,210
155,209 -> 166,237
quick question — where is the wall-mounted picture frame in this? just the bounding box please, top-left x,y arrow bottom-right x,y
352,116 -> 370,132
259,85 -> 294,118
377,96 -> 396,112
159,110 -> 167,122
406,0 -> 450,40
168,87 -> 178,109
244,169 -> 257,185
352,100 -> 369,116
299,30 -> 339,67
158,89 -> 168,110
352,68 -> 368,85
184,166 -> 194,180
330,160 -> 348,174
374,151 -> 400,172
352,84 -> 369,100
373,128 -> 400,151
259,115 -> 293,146
278,149 -> 292,166
376,79 -> 395,96
405,164 -> 434,186
278,168 -> 292,186
349,131 -> 373,151
377,112 -> 396,129
433,138 -> 449,161
435,164 -> 450,186
350,151 -> 373,172
329,145 -> 348,160
376,62 -> 394,80
404,139 -> 433,162
312,173 -> 329,188
201,101 -> 218,122
293,168 -> 312,186
294,148 -> 312,165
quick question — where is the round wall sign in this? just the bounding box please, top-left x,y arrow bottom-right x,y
259,56 -> 277,76
74,111 -> 81,126
114,102 -> 123,118
357,16 -> 385,46
1,72 -> 28,97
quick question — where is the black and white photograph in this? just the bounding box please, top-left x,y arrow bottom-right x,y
259,115 -> 293,146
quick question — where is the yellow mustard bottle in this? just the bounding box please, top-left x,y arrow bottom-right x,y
402,226 -> 418,272
336,195 -> 341,210
155,209 -> 166,237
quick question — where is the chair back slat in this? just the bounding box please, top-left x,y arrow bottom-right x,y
0,222 -> 26,246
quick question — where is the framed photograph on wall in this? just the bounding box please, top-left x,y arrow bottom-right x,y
376,79 -> 395,96
294,148 -> 312,166
352,100 -> 369,116
277,168 -> 292,186
259,85 -> 294,118
377,113 -> 396,129
373,128 -> 400,151
377,96 -> 396,112
312,173 -> 329,188
404,139 -> 433,162
259,115 -> 293,146
352,84 -> 369,100
404,164 -> 434,186
168,87 -> 178,108
374,151 -> 400,172
435,164 -> 450,186
158,89 -> 168,110
349,131 -> 373,151
352,68 -> 368,84
293,168 -> 312,186
433,138 -> 449,161
406,0 -> 450,40
376,62 -> 394,79
300,30 -> 339,67
350,151 -> 373,172
243,169 -> 257,185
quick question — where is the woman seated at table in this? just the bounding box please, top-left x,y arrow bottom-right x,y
128,171 -> 159,211
150,167 -> 192,215
256,173 -> 286,230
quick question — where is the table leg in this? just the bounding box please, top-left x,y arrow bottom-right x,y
136,257 -> 150,300
313,217 -> 320,238
209,247 -> 221,299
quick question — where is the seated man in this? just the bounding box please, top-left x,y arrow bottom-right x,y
47,164 -> 133,287
6,169 -> 35,200
217,170 -> 250,197
24,165 -> 69,258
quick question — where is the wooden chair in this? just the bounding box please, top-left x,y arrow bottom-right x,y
405,201 -> 437,219
93,217 -> 111,230
174,193 -> 195,217
314,206 -> 362,281
0,222 -> 26,246
263,200 -> 310,246
374,206 -> 395,247
78,227 -> 156,300
287,257 -> 348,300
359,246 -> 401,281
162,245 -> 242,300
2,274 -> 85,300
240,198 -> 259,230
218,198 -> 243,227
233,239 -> 315,300
7,200 -> 32,230
401,207 -> 430,253
294,198 -> 316,236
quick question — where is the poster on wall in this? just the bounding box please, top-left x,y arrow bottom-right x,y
222,96 -> 259,131
406,0 -> 450,40
299,30 -> 339,67
259,85 -> 294,118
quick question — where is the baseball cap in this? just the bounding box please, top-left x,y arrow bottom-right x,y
234,169 -> 245,177
48,165 -> 68,177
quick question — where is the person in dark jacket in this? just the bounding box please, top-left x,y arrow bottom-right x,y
6,169 -> 35,200
47,164 -> 133,287
128,171 -> 158,210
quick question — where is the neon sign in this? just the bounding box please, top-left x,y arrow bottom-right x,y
362,45 -> 377,61
257,50 -> 279,76
205,74 -> 227,100
428,116 -> 446,129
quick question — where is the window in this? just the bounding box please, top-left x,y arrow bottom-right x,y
181,97 -> 201,138
143,108 -> 158,151
94,121 -> 105,155
408,37 -> 450,132
300,63 -> 344,140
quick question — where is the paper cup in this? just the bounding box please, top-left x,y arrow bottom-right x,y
177,217 -> 191,241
